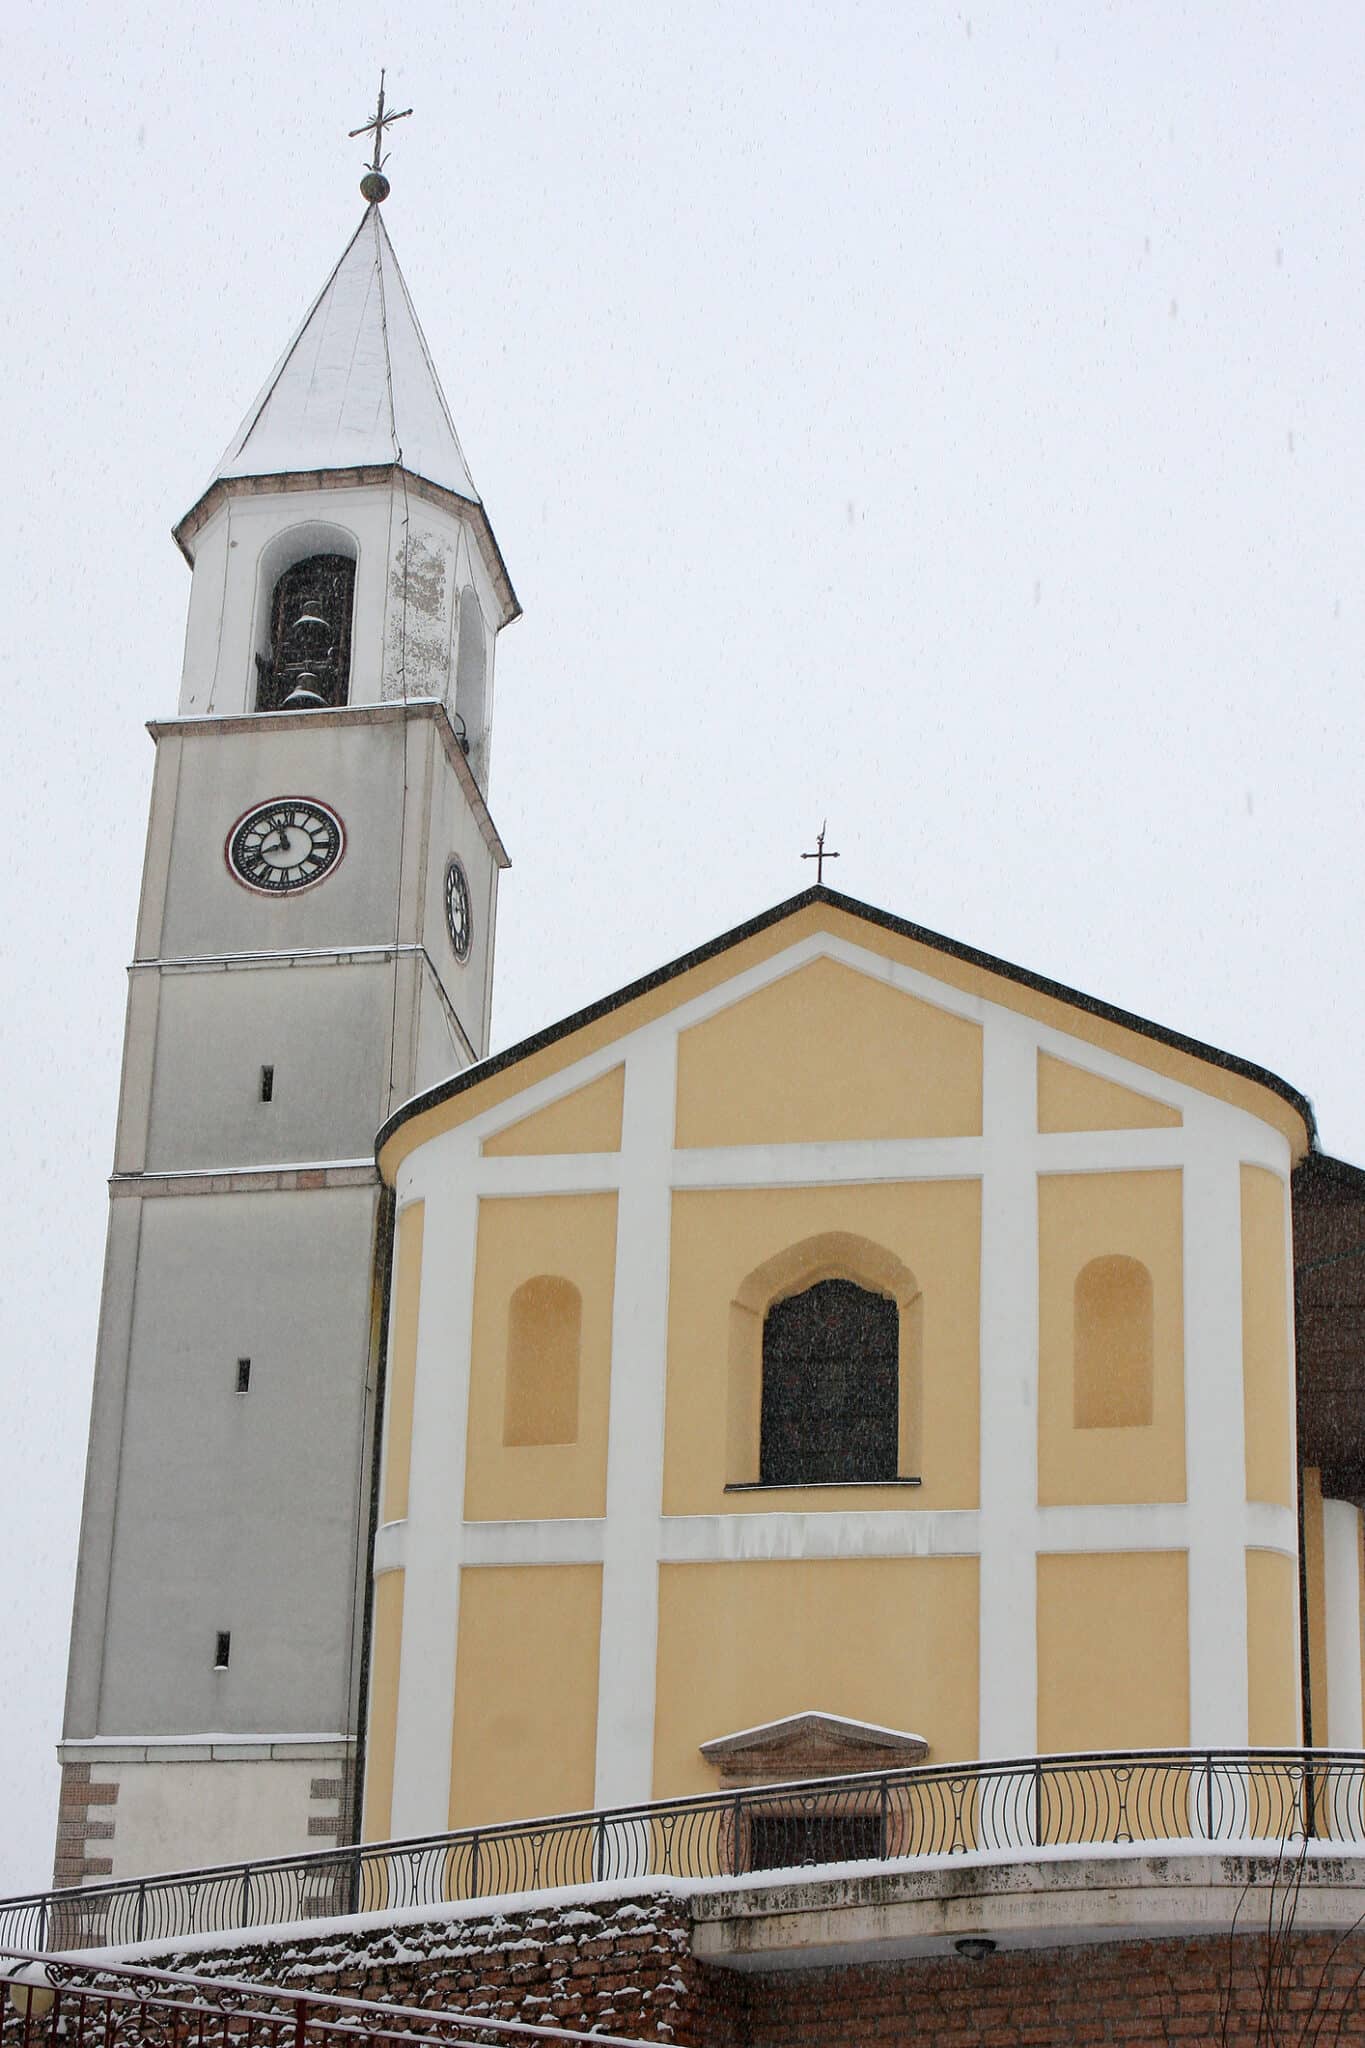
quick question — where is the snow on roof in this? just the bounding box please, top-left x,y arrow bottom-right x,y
212,205 -> 479,504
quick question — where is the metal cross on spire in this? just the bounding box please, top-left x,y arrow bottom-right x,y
350,70 -> 412,203
801,822 -> 840,885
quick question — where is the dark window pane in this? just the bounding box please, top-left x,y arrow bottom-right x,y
760,1277 -> 899,1485
748,1810 -> 884,1871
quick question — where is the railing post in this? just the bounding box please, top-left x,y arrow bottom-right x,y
1032,1760 -> 1043,1849
36,1893 -> 46,1953
240,1866 -> 251,1929
1203,1753 -> 1214,1841
879,1775 -> 889,1859
593,1812 -> 607,1884
347,1846 -> 361,1917
732,1794 -> 744,1876
134,1880 -> 146,1944
470,1831 -> 481,1901
294,1992 -> 309,2048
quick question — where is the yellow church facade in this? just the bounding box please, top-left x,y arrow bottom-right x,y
362,888 -> 1350,1844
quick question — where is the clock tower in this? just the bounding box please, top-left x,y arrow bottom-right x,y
56,159 -> 517,1887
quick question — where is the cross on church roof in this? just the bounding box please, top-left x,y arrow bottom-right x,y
350,70 -> 412,202
801,822 -> 840,885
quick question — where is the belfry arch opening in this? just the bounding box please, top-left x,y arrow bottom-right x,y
252,524 -> 358,713
454,588 -> 488,768
726,1232 -> 922,1488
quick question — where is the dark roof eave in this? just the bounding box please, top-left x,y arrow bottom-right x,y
376,884 -> 1318,1167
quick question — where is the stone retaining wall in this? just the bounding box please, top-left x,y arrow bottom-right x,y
137,1879 -> 1365,2045
155,1892 -> 743,2044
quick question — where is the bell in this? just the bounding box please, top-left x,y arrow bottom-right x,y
282,680 -> 328,709
293,613 -> 331,632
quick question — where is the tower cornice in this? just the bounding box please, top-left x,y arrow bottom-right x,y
172,464 -> 521,632
146,697 -> 512,869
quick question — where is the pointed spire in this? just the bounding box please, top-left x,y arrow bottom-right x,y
211,207 -> 480,504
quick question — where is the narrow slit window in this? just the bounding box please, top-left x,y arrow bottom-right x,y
213,1631 -> 231,1670
259,1065 -> 274,1103
236,1358 -> 252,1394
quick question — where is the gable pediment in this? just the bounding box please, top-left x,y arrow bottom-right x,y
378,889 -> 1312,1178
699,1711 -> 930,1788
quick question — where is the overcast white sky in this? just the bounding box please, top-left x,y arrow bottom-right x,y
3,0 -> 1363,1894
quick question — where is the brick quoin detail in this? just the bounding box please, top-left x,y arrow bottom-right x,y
306,1761 -> 355,1845
150,1895 -> 1365,2046
52,1764 -> 117,1891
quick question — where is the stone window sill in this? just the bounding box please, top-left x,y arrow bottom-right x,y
723,1476 -> 922,1492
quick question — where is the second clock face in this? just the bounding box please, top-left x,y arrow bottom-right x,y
445,856 -> 473,961
226,798 -> 345,895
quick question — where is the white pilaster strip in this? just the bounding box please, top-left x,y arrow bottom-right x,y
977,1015 -> 1039,1757
593,1027 -> 676,1807
1322,1501 -> 1364,1748
389,1170 -> 479,1836
1182,1123 -> 1250,1746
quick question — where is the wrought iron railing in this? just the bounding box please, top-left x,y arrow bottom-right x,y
5,1748 -> 1364,1955
0,1949 -> 649,2046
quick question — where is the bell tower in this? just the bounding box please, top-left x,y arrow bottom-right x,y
56,116 -> 517,1887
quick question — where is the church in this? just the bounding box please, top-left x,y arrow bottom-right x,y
51,123 -> 1365,1931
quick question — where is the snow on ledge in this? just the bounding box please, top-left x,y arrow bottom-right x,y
63,1835 -> 1365,1970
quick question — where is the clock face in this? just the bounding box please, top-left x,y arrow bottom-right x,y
226,797 -> 345,895
444,857 -> 473,962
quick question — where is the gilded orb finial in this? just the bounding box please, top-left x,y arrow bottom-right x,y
349,69 -> 412,202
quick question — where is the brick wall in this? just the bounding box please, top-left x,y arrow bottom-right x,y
147,1890 -> 1365,2045
741,1933 -> 1365,2045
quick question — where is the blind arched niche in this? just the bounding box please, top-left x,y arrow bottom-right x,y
504,1276 -> 582,1447
1074,1254 -> 1154,1429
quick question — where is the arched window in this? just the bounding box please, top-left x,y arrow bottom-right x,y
1074,1255 -> 1154,1428
255,554 -> 355,712
503,1276 -> 582,1447
760,1278 -> 899,1485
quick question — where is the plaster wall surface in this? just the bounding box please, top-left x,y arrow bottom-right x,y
150,718 -> 496,1009
370,916 -> 1305,1838
64,1748 -> 351,1886
143,966 -> 392,1170
68,1185 -> 379,1739
1323,1498 -> 1365,1747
